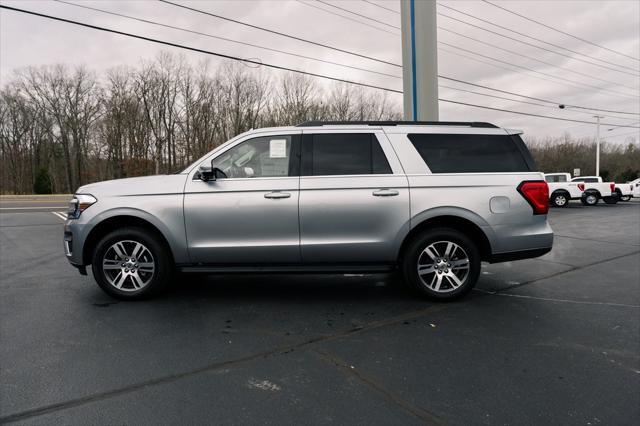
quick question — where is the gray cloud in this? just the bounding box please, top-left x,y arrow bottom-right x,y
1,0 -> 638,142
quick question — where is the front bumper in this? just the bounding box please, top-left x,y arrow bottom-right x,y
63,219 -> 91,274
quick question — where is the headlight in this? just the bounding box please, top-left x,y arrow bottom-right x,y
67,194 -> 97,219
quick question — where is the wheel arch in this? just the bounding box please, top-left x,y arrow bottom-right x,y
82,215 -> 176,266
583,189 -> 601,198
398,214 -> 493,263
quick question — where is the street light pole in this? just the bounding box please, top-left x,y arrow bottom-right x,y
594,115 -> 603,177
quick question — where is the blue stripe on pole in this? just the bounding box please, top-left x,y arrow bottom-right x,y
410,0 -> 417,121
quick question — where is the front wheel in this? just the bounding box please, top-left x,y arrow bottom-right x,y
91,227 -> 172,300
581,193 -> 599,206
620,195 -> 631,202
402,228 -> 481,300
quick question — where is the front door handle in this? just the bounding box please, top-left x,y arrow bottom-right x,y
264,192 -> 291,199
372,189 -> 399,197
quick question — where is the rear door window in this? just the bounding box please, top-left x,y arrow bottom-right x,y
545,175 -> 567,183
303,133 -> 392,176
407,133 -> 533,173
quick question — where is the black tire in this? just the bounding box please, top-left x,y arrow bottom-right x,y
401,228 -> 481,301
620,195 -> 631,202
550,191 -> 570,208
603,195 -> 619,205
581,192 -> 599,206
91,227 -> 172,300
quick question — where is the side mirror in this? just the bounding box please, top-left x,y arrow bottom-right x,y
198,162 -> 214,182
198,161 -> 227,182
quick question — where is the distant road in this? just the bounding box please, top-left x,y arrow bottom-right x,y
0,195 -> 71,213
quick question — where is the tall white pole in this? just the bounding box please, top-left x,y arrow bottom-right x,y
400,0 -> 439,121
596,116 -> 600,177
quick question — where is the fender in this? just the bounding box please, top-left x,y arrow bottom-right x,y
392,206 -> 497,258
81,206 -> 189,264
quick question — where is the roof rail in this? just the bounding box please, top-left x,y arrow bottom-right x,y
295,120 -> 498,128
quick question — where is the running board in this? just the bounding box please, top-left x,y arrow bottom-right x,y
178,264 -> 395,274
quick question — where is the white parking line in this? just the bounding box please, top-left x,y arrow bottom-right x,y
52,211 -> 67,221
474,288 -> 640,308
0,206 -> 67,210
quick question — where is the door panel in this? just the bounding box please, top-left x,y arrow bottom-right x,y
299,175 -> 409,263
184,178 -> 300,264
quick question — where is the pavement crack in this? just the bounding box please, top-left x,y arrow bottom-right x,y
0,304 -> 448,424
491,250 -> 640,294
313,348 -> 444,425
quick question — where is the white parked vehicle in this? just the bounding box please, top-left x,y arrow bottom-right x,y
570,176 -> 616,205
614,183 -> 633,202
543,173 -> 584,207
629,178 -> 640,198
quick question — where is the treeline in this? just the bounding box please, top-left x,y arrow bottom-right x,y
526,136 -> 640,182
0,52 -> 399,194
1,52 -> 638,194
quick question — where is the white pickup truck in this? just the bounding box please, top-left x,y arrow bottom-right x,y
543,173 -> 584,207
614,182 -> 634,202
570,176 -> 616,205
630,178 -> 640,199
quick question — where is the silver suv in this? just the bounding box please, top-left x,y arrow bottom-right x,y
64,121 -> 553,300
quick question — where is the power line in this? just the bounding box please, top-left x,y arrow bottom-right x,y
0,4 -> 401,93
301,1 -> 639,92
440,41 -> 638,100
315,0 -> 400,30
55,0 -> 640,115
481,0 -> 640,62
439,47 -> 640,121
604,129 -> 640,139
54,0 -> 401,80
437,2 -> 640,75
159,0 -> 633,114
438,11 -> 640,78
361,0 -> 399,15
438,75 -> 639,116
439,26 -> 638,91
439,84 -> 609,117
294,0 -> 399,36
4,4 -> 638,126
158,0 -> 400,67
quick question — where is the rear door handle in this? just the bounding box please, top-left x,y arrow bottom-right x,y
372,189 -> 399,197
264,192 -> 291,199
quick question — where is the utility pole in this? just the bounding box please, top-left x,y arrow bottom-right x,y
400,0 -> 439,121
594,115 -> 603,177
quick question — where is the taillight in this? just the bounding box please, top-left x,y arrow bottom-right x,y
577,183 -> 585,191
517,181 -> 549,215
610,183 -> 615,193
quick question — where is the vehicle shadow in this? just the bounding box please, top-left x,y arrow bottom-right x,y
158,272 -> 418,303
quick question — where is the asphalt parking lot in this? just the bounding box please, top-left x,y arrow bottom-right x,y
1,199 -> 639,425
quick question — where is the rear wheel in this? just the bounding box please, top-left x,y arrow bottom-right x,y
91,227 -> 172,300
402,228 -> 481,300
581,192 -> 599,206
550,192 -> 569,208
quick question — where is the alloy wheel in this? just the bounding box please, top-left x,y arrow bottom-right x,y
417,241 -> 470,293
102,240 -> 155,292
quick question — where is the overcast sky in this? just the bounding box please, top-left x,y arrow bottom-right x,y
1,0 -> 639,142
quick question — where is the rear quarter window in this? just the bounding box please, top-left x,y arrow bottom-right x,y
407,133 -> 534,173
